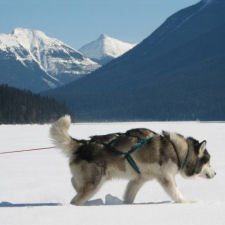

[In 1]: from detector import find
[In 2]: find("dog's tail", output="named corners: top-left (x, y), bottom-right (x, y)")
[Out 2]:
top-left (50, 115), bottom-right (79, 157)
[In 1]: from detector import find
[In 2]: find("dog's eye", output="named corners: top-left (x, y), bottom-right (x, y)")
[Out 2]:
top-left (201, 157), bottom-right (209, 164)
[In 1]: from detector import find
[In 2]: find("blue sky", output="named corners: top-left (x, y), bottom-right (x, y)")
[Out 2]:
top-left (0, 0), bottom-right (199, 49)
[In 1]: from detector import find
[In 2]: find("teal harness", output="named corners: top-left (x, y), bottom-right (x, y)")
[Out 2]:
top-left (104, 136), bottom-right (155, 174)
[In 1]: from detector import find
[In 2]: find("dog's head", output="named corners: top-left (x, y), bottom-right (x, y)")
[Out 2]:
top-left (185, 138), bottom-right (216, 179)
top-left (162, 131), bottom-right (216, 179)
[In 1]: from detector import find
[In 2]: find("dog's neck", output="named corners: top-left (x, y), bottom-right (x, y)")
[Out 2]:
top-left (163, 132), bottom-right (189, 169)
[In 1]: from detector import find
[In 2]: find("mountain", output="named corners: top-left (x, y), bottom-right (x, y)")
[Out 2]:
top-left (0, 84), bottom-right (72, 124)
top-left (45, 0), bottom-right (225, 121)
top-left (0, 28), bottom-right (100, 92)
top-left (79, 34), bottom-right (136, 65)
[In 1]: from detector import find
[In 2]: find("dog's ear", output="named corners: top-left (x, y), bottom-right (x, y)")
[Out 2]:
top-left (198, 140), bottom-right (207, 157)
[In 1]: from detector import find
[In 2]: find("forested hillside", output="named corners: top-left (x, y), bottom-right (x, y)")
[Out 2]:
top-left (0, 85), bottom-right (71, 124)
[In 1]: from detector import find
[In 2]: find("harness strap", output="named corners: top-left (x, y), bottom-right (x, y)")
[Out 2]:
top-left (169, 141), bottom-right (182, 169)
top-left (104, 136), bottom-right (155, 174)
top-left (181, 148), bottom-right (189, 169)
top-left (168, 139), bottom-right (189, 170)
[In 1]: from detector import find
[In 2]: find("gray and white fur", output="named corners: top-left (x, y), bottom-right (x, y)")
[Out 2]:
top-left (50, 115), bottom-right (216, 205)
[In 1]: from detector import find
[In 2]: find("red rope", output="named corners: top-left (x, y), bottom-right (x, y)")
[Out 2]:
top-left (0, 146), bottom-right (55, 155)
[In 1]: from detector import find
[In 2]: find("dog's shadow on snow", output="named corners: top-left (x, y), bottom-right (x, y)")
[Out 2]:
top-left (0, 201), bottom-right (60, 207)
top-left (0, 195), bottom-right (171, 207)
top-left (84, 194), bottom-right (171, 206)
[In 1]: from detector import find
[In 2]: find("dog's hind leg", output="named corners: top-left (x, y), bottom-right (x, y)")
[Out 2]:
top-left (71, 177), bottom-right (78, 191)
top-left (70, 181), bottom-right (104, 206)
top-left (70, 164), bottom-right (105, 206)
top-left (124, 178), bottom-right (146, 204)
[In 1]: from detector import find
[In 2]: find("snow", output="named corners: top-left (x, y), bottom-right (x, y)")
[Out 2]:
top-left (0, 121), bottom-right (225, 225)
top-left (0, 28), bottom-right (100, 86)
top-left (79, 34), bottom-right (137, 60)
top-left (12, 28), bottom-right (100, 76)
top-left (13, 28), bottom-right (53, 51)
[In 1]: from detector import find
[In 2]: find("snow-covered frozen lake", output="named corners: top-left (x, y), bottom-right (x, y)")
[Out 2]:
top-left (0, 121), bottom-right (224, 225)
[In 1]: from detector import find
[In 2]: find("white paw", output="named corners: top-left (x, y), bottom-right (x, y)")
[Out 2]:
top-left (175, 199), bottom-right (196, 204)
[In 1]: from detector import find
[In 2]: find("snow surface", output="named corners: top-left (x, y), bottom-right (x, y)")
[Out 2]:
top-left (79, 34), bottom-right (136, 60)
top-left (0, 121), bottom-right (224, 225)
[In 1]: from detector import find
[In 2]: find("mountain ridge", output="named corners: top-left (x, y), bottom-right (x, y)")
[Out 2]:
top-left (0, 28), bottom-right (100, 92)
top-left (44, 0), bottom-right (225, 121)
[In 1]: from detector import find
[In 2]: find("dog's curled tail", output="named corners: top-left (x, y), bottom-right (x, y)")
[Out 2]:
top-left (50, 115), bottom-right (77, 156)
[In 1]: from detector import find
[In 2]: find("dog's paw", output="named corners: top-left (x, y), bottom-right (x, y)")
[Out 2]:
top-left (70, 199), bottom-right (77, 205)
top-left (70, 197), bottom-right (81, 206)
top-left (175, 199), bottom-right (196, 204)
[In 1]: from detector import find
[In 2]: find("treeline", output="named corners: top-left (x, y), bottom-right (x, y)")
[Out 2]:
top-left (0, 85), bottom-right (72, 124)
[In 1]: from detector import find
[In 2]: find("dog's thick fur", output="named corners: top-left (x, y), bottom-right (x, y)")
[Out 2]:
top-left (50, 115), bottom-right (216, 205)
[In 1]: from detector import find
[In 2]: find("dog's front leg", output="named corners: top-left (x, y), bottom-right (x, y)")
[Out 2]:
top-left (158, 176), bottom-right (186, 203)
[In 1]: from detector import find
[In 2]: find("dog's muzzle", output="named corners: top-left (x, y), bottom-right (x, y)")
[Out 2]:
top-left (200, 164), bottom-right (216, 179)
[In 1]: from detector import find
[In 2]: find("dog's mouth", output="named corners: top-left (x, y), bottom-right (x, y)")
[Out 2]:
top-left (205, 172), bottom-right (216, 179)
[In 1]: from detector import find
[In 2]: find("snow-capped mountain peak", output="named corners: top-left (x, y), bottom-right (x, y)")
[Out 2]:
top-left (0, 28), bottom-right (100, 73)
top-left (13, 28), bottom-right (48, 40)
top-left (9, 28), bottom-right (100, 75)
top-left (79, 34), bottom-right (137, 65)
top-left (98, 33), bottom-right (108, 39)
top-left (0, 28), bottom-right (100, 92)
top-left (12, 28), bottom-right (54, 50)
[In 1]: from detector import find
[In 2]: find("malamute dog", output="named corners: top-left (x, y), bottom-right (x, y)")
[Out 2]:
top-left (50, 115), bottom-right (216, 205)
